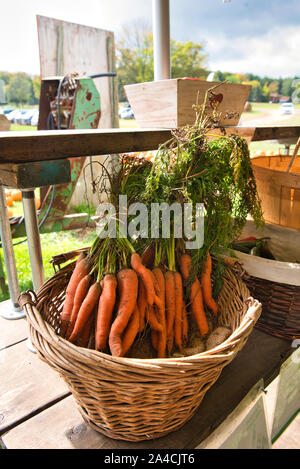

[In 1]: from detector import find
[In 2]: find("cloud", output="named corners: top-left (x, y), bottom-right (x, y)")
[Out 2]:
top-left (170, 0), bottom-right (300, 77)
top-left (205, 25), bottom-right (300, 77)
top-left (171, 0), bottom-right (300, 41)
top-left (1, 0), bottom-right (299, 78)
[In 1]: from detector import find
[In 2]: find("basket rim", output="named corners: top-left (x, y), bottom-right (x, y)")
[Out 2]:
top-left (20, 288), bottom-right (261, 371)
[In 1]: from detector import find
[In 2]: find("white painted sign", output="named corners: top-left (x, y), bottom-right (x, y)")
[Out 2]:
top-left (271, 346), bottom-right (300, 441)
top-left (198, 380), bottom-right (271, 449)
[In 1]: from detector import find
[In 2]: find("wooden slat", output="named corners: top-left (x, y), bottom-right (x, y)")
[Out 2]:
top-left (0, 159), bottom-right (71, 189)
top-left (253, 126), bottom-right (300, 142)
top-left (1, 329), bottom-right (292, 449)
top-left (0, 128), bottom-right (173, 163)
top-left (0, 307), bottom-right (28, 350)
top-left (0, 126), bottom-right (299, 164)
top-left (0, 341), bottom-right (69, 434)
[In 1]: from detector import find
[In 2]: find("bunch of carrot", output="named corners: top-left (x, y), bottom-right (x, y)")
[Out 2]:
top-left (59, 238), bottom-right (219, 359)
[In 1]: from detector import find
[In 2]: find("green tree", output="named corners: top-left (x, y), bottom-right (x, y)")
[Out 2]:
top-left (6, 73), bottom-right (33, 105)
top-left (0, 71), bottom-right (13, 85)
top-left (170, 39), bottom-right (208, 79)
top-left (32, 75), bottom-right (41, 103)
top-left (242, 80), bottom-right (264, 102)
top-left (116, 23), bottom-right (208, 102)
top-left (281, 78), bottom-right (293, 97)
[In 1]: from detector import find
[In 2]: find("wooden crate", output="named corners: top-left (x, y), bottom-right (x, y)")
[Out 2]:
top-left (124, 78), bottom-right (251, 128)
top-left (251, 154), bottom-right (300, 230)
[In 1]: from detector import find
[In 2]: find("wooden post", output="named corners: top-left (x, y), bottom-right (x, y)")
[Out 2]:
top-left (152, 0), bottom-right (171, 81)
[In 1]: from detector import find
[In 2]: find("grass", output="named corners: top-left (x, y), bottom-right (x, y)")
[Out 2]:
top-left (10, 123), bottom-right (37, 131)
top-left (0, 228), bottom-right (97, 302)
top-left (119, 118), bottom-right (138, 128)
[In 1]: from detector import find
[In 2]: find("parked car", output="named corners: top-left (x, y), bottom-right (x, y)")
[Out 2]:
top-left (5, 109), bottom-right (21, 122)
top-left (19, 109), bottom-right (39, 125)
top-left (119, 107), bottom-right (135, 119)
top-left (10, 109), bottom-right (28, 124)
top-left (30, 110), bottom-right (39, 126)
top-left (279, 102), bottom-right (295, 115)
top-left (18, 110), bottom-right (32, 125)
top-left (119, 104), bottom-right (132, 118)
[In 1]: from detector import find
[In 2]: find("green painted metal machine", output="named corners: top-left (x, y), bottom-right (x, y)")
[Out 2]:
top-left (11, 72), bottom-right (116, 238)
top-left (38, 73), bottom-right (108, 130)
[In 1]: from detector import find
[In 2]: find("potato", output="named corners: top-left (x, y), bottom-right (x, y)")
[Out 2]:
top-left (172, 337), bottom-right (205, 358)
top-left (205, 326), bottom-right (232, 351)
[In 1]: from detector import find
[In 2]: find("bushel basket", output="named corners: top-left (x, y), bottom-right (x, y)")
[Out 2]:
top-left (19, 251), bottom-right (261, 442)
top-left (234, 220), bottom-right (300, 341)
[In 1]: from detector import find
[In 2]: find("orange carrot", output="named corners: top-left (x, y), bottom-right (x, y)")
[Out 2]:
top-left (164, 270), bottom-right (176, 353)
top-left (131, 253), bottom-right (156, 306)
top-left (179, 253), bottom-right (209, 338)
top-left (141, 243), bottom-right (155, 269)
top-left (174, 271), bottom-right (184, 351)
top-left (152, 267), bottom-right (167, 358)
top-left (137, 277), bottom-right (147, 333)
top-left (201, 253), bottom-right (219, 316)
top-left (75, 310), bottom-right (95, 348)
top-left (151, 330), bottom-right (158, 351)
top-left (122, 303), bottom-right (140, 356)
top-left (60, 253), bottom-right (89, 337)
top-left (66, 274), bottom-right (91, 338)
top-left (182, 303), bottom-right (189, 347)
top-left (190, 278), bottom-right (209, 338)
top-left (109, 269), bottom-right (138, 357)
top-left (95, 274), bottom-right (117, 352)
top-left (179, 253), bottom-right (193, 282)
top-left (146, 304), bottom-right (163, 332)
top-left (68, 282), bottom-right (101, 343)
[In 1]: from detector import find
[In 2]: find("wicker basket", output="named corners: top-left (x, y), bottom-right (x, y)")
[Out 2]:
top-left (233, 250), bottom-right (300, 342)
top-left (19, 253), bottom-right (261, 442)
top-left (233, 219), bottom-right (300, 341)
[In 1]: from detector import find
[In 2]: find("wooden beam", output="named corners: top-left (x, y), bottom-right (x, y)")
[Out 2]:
top-left (0, 126), bottom-right (299, 164)
top-left (0, 159), bottom-right (71, 189)
top-left (0, 128), bottom-right (173, 163)
top-left (252, 126), bottom-right (300, 142)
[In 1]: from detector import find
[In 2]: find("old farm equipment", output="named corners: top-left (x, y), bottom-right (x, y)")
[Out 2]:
top-left (11, 72), bottom-right (116, 239)
top-left (0, 73), bottom-right (115, 319)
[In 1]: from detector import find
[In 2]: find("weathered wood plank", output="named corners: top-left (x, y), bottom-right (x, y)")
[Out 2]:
top-left (0, 126), bottom-right (299, 164)
top-left (253, 125), bottom-right (300, 142)
top-left (0, 128), bottom-right (173, 163)
top-left (0, 306), bottom-right (28, 350)
top-left (125, 79), bottom-right (251, 128)
top-left (0, 159), bottom-right (71, 189)
top-left (37, 15), bottom-right (117, 130)
top-left (1, 329), bottom-right (292, 449)
top-left (0, 341), bottom-right (69, 434)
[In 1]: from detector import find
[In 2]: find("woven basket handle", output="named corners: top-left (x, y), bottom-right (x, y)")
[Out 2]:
top-left (51, 247), bottom-right (89, 272)
top-left (221, 254), bottom-right (246, 278)
top-left (18, 290), bottom-right (38, 309)
top-left (244, 297), bottom-right (262, 323)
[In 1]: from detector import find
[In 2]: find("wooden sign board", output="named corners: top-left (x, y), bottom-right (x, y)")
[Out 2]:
top-left (197, 380), bottom-right (271, 449)
top-left (36, 15), bottom-right (118, 130)
top-left (36, 15), bottom-right (119, 208)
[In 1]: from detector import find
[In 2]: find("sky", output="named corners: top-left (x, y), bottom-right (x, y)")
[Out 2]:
top-left (1, 0), bottom-right (299, 78)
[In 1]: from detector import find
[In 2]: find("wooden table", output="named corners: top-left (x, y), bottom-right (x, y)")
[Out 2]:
top-left (0, 125), bottom-right (299, 163)
top-left (0, 126), bottom-right (299, 449)
top-left (0, 305), bottom-right (295, 449)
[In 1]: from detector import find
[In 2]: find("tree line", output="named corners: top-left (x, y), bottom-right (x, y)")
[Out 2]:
top-left (0, 71), bottom-right (40, 106)
top-left (213, 71), bottom-right (299, 103)
top-left (1, 25), bottom-right (299, 106)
